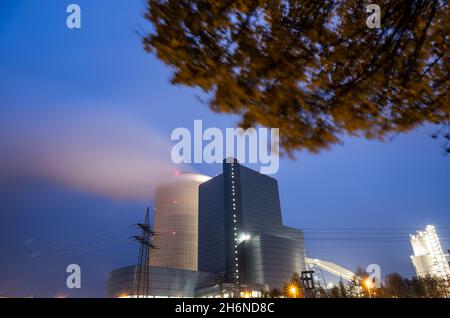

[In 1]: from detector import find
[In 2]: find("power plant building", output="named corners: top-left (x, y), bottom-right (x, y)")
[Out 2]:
top-left (107, 161), bottom-right (307, 297)
top-left (150, 172), bottom-right (210, 271)
top-left (106, 266), bottom-right (218, 298)
top-left (410, 225), bottom-right (450, 279)
top-left (198, 158), bottom-right (307, 291)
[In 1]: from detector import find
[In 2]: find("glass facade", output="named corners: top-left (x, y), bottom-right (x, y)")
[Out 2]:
top-left (239, 233), bottom-right (306, 290)
top-left (198, 158), bottom-right (306, 290)
top-left (197, 174), bottom-right (227, 275)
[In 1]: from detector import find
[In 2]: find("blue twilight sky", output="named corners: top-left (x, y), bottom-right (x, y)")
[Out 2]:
top-left (0, 1), bottom-right (449, 297)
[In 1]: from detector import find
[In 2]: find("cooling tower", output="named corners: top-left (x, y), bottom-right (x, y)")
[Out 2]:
top-left (149, 172), bottom-right (211, 271)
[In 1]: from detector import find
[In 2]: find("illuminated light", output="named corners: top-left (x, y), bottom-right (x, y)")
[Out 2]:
top-left (410, 225), bottom-right (450, 280)
top-left (238, 233), bottom-right (251, 243)
top-left (364, 278), bottom-right (373, 289)
top-left (290, 286), bottom-right (298, 298)
top-left (240, 291), bottom-right (251, 298)
top-left (118, 293), bottom-right (129, 298)
top-left (173, 200), bottom-right (178, 204)
top-left (364, 278), bottom-right (375, 298)
top-left (172, 231), bottom-right (176, 235)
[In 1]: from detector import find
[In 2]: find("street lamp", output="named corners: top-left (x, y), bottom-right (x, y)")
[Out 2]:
top-left (290, 286), bottom-right (297, 298)
top-left (364, 279), bottom-right (373, 298)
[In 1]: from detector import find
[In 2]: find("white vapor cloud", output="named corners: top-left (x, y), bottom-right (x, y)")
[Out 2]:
top-left (0, 108), bottom-right (177, 201)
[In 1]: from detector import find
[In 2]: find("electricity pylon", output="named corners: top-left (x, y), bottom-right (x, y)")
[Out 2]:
top-left (132, 207), bottom-right (155, 298)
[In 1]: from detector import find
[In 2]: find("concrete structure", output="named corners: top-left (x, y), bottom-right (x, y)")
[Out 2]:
top-left (195, 283), bottom-right (265, 298)
top-left (106, 266), bottom-right (218, 298)
top-left (238, 233), bottom-right (305, 290)
top-left (107, 162), bottom-right (308, 297)
top-left (305, 257), bottom-right (355, 282)
top-left (410, 225), bottom-right (450, 279)
top-left (106, 172), bottom-right (213, 298)
top-left (150, 172), bottom-right (210, 271)
top-left (198, 158), bottom-right (306, 291)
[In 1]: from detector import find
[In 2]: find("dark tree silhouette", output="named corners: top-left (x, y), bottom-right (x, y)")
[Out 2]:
top-left (143, 0), bottom-right (449, 155)
top-left (383, 272), bottom-right (410, 298)
top-left (381, 274), bottom-right (449, 298)
top-left (269, 288), bottom-right (282, 298)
